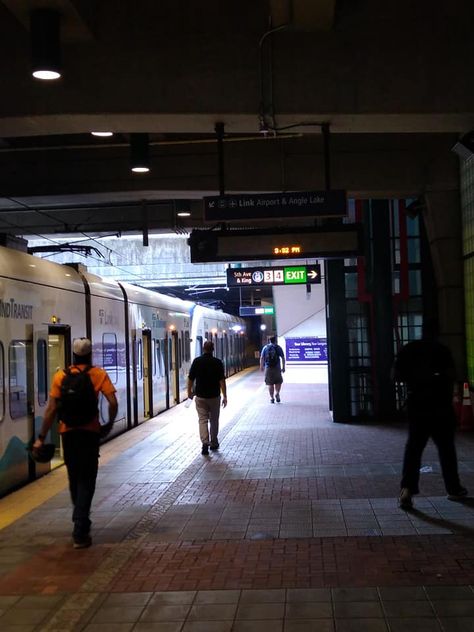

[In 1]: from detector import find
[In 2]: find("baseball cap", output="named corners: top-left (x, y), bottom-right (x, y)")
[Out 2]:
top-left (73, 337), bottom-right (92, 356)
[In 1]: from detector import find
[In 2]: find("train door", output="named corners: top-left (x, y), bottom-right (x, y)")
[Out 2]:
top-left (131, 331), bottom-right (143, 425)
top-left (31, 328), bottom-right (50, 478)
top-left (164, 334), bottom-right (170, 408)
top-left (142, 329), bottom-right (153, 418)
top-left (170, 330), bottom-right (180, 404)
top-left (46, 326), bottom-right (71, 467)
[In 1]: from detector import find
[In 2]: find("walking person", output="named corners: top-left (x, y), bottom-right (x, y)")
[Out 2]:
top-left (260, 335), bottom-right (285, 403)
top-left (33, 337), bottom-right (118, 548)
top-left (394, 320), bottom-right (467, 509)
top-left (187, 340), bottom-right (227, 455)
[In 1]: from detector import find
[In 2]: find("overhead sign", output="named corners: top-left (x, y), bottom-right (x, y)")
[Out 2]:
top-left (227, 264), bottom-right (321, 287)
top-left (204, 190), bottom-right (346, 221)
top-left (189, 225), bottom-right (362, 263)
top-left (239, 306), bottom-right (274, 317)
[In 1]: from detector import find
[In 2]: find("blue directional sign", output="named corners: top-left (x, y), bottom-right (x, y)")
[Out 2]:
top-left (239, 306), bottom-right (275, 317)
top-left (286, 337), bottom-right (328, 362)
top-left (204, 190), bottom-right (346, 221)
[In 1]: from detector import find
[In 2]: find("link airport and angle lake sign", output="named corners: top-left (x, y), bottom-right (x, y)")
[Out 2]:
top-left (227, 264), bottom-right (321, 287)
top-left (204, 190), bottom-right (346, 221)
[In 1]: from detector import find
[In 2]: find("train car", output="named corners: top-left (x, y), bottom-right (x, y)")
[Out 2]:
top-left (0, 247), bottom-right (87, 496)
top-left (0, 245), bottom-right (248, 498)
top-left (190, 304), bottom-right (246, 376)
top-left (119, 282), bottom-right (193, 423)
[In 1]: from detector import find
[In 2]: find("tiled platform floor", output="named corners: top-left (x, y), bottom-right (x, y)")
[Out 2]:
top-left (2, 366), bottom-right (474, 631)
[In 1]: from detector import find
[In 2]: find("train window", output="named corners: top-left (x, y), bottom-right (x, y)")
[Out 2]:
top-left (152, 338), bottom-right (157, 376)
top-left (184, 331), bottom-right (190, 361)
top-left (137, 339), bottom-right (143, 379)
top-left (9, 340), bottom-right (28, 419)
top-left (0, 343), bottom-right (4, 422)
top-left (37, 339), bottom-right (48, 405)
top-left (178, 337), bottom-right (182, 368)
top-left (102, 333), bottom-right (118, 384)
top-left (158, 339), bottom-right (165, 377)
top-left (196, 335), bottom-right (203, 356)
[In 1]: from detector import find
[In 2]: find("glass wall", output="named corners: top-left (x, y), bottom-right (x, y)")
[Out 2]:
top-left (461, 158), bottom-right (474, 384)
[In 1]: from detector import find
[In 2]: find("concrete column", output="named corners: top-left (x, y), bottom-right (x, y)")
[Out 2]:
top-left (423, 189), bottom-right (466, 377)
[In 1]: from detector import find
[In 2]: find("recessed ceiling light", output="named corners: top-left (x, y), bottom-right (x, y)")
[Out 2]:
top-left (32, 69), bottom-right (61, 80)
top-left (177, 212), bottom-right (191, 217)
top-left (91, 131), bottom-right (114, 137)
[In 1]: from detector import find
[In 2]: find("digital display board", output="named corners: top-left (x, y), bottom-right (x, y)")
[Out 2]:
top-left (189, 225), bottom-right (362, 263)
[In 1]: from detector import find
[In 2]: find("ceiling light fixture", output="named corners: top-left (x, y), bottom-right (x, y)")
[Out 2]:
top-left (91, 132), bottom-right (114, 137)
top-left (31, 8), bottom-right (61, 80)
top-left (130, 133), bottom-right (150, 173)
top-left (177, 212), bottom-right (191, 217)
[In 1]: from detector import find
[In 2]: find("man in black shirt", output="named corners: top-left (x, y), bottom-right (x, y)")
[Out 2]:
top-left (187, 340), bottom-right (227, 455)
top-left (394, 320), bottom-right (467, 509)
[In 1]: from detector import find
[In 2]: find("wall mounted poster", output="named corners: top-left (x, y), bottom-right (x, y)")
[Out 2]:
top-left (285, 337), bottom-right (327, 362)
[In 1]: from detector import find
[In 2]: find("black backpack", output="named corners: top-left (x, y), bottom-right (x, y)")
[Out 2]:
top-left (266, 344), bottom-right (279, 367)
top-left (59, 366), bottom-right (98, 427)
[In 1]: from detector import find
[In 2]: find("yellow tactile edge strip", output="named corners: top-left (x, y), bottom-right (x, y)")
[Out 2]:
top-left (0, 368), bottom-right (257, 531)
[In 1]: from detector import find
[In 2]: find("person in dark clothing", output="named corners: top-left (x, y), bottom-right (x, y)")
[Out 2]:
top-left (187, 340), bottom-right (227, 455)
top-left (33, 338), bottom-right (118, 548)
top-left (394, 321), bottom-right (467, 509)
top-left (260, 335), bottom-right (285, 403)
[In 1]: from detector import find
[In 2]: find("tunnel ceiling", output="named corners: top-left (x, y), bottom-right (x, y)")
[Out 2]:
top-left (0, 0), bottom-right (472, 290)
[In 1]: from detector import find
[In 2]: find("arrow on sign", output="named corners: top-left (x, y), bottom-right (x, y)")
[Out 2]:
top-left (208, 201), bottom-right (215, 208)
top-left (308, 270), bottom-right (319, 279)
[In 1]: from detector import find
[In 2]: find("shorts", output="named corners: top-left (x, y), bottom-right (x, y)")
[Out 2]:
top-left (265, 367), bottom-right (283, 385)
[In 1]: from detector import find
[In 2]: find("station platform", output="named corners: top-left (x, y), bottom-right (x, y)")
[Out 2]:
top-left (2, 366), bottom-right (474, 631)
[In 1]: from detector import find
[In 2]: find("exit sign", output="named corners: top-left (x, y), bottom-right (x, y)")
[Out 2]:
top-left (284, 266), bottom-right (307, 284)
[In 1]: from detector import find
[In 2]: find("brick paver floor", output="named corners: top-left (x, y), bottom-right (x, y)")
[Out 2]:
top-left (1, 366), bottom-right (474, 631)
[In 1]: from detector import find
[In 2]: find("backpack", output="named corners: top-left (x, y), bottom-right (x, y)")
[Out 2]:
top-left (59, 366), bottom-right (98, 427)
top-left (266, 344), bottom-right (279, 368)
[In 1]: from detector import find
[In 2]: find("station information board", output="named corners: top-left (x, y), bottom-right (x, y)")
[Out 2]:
top-left (227, 264), bottom-right (321, 287)
top-left (286, 337), bottom-right (328, 362)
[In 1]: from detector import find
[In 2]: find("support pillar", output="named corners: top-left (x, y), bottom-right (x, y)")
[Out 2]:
top-left (423, 189), bottom-right (465, 377)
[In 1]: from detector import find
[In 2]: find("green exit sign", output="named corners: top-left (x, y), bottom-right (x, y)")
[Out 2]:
top-left (284, 266), bottom-right (307, 284)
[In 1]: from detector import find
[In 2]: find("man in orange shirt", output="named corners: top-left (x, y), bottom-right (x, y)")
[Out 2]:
top-left (33, 338), bottom-right (118, 549)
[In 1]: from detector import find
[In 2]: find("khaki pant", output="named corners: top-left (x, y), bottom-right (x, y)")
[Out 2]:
top-left (195, 396), bottom-right (221, 445)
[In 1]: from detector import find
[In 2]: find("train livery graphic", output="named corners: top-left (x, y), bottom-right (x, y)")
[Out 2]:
top-left (0, 245), bottom-right (246, 497)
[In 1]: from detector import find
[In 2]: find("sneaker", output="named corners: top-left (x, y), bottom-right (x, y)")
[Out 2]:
top-left (270, 398), bottom-right (275, 404)
top-left (399, 488), bottom-right (413, 510)
top-left (201, 444), bottom-right (209, 455)
top-left (275, 394), bottom-right (280, 403)
top-left (73, 535), bottom-right (92, 549)
top-left (448, 486), bottom-right (468, 500)
top-left (210, 442), bottom-right (219, 451)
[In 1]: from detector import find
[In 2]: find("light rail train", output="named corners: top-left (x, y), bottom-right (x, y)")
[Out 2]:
top-left (0, 245), bottom-right (246, 497)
